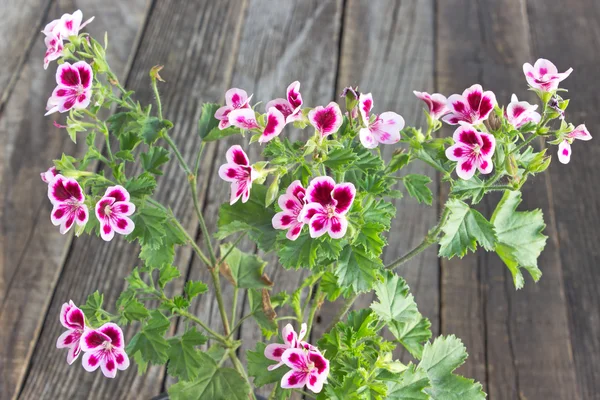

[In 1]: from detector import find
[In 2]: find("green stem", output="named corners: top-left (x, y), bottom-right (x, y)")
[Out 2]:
top-left (211, 268), bottom-right (232, 336)
top-left (293, 389), bottom-right (317, 399)
top-left (174, 309), bottom-right (228, 345)
top-left (325, 293), bottom-right (358, 333)
top-left (275, 316), bottom-right (298, 322)
top-left (512, 134), bottom-right (538, 154)
top-left (229, 350), bottom-right (257, 400)
top-left (230, 287), bottom-right (239, 328)
top-left (228, 312), bottom-right (254, 339)
top-left (194, 142), bottom-right (206, 178)
top-left (305, 286), bottom-right (324, 338)
top-left (150, 76), bottom-right (163, 120)
top-left (168, 212), bottom-right (212, 267)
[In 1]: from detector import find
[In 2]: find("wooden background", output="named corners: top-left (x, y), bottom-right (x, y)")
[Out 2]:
top-left (1, 0), bottom-right (598, 399)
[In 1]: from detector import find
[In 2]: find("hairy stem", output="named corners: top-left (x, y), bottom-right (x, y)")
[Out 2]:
top-left (305, 286), bottom-right (325, 338)
top-left (229, 350), bottom-right (257, 400)
top-left (211, 267), bottom-right (231, 336)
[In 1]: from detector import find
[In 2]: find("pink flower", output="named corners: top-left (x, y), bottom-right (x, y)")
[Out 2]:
top-left (41, 166), bottom-right (58, 183)
top-left (215, 88), bottom-right (253, 130)
top-left (413, 90), bottom-right (449, 120)
top-left (45, 61), bottom-right (93, 115)
top-left (264, 323), bottom-right (308, 370)
top-left (218, 145), bottom-right (257, 204)
top-left (506, 94), bottom-right (541, 129)
top-left (523, 58), bottom-right (573, 92)
top-left (259, 107), bottom-right (286, 143)
top-left (48, 174), bottom-right (89, 234)
top-left (56, 300), bottom-right (86, 365)
top-left (443, 84), bottom-right (497, 126)
top-left (80, 323), bottom-right (129, 378)
top-left (299, 177), bottom-right (355, 239)
top-left (272, 181), bottom-right (307, 240)
top-left (445, 125), bottom-right (496, 180)
top-left (280, 348), bottom-right (330, 393)
top-left (95, 186), bottom-right (136, 242)
top-left (265, 81), bottom-right (304, 124)
top-left (43, 33), bottom-right (64, 70)
top-left (228, 108), bottom-right (260, 130)
top-left (42, 9), bottom-right (95, 39)
top-left (308, 102), bottom-right (343, 138)
top-left (557, 124), bottom-right (592, 164)
top-left (358, 93), bottom-right (404, 148)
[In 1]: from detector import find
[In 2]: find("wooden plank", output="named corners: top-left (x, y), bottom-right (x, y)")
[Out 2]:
top-left (171, 1), bottom-right (343, 397)
top-left (310, 0), bottom-right (438, 362)
top-left (0, 0), bottom-right (53, 107)
top-left (437, 1), bottom-right (579, 398)
top-left (526, 0), bottom-right (600, 398)
top-left (0, 1), bottom-right (150, 399)
top-left (17, 1), bottom-right (247, 399)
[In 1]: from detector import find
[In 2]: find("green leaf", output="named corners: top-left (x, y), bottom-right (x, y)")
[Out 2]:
top-left (438, 199), bottom-right (497, 259)
top-left (117, 293), bottom-right (150, 323)
top-left (140, 241), bottom-right (175, 270)
top-left (115, 150), bottom-right (135, 162)
top-left (247, 342), bottom-right (287, 387)
top-left (203, 126), bottom-right (241, 142)
top-left (324, 147), bottom-right (359, 170)
top-left (185, 280), bottom-right (209, 299)
top-left (107, 111), bottom-right (136, 136)
top-left (403, 174), bottom-right (433, 205)
top-left (451, 176), bottom-right (486, 204)
top-left (129, 207), bottom-right (168, 249)
top-left (141, 146), bottom-right (170, 175)
top-left (354, 222), bottom-right (387, 258)
top-left (168, 353), bottom-right (251, 400)
top-left (125, 173), bottom-right (157, 198)
top-left (491, 190), bottom-right (547, 289)
top-left (219, 244), bottom-right (272, 289)
top-left (248, 289), bottom-right (278, 337)
top-left (277, 233), bottom-right (342, 270)
top-left (126, 310), bottom-right (170, 365)
top-left (132, 350), bottom-right (149, 375)
top-left (335, 246), bottom-right (381, 293)
top-left (371, 271), bottom-right (431, 358)
top-left (420, 335), bottom-right (486, 400)
top-left (159, 265), bottom-right (181, 289)
top-left (384, 364), bottom-right (430, 400)
top-left (118, 130), bottom-right (142, 152)
top-left (141, 116), bottom-right (173, 145)
top-left (388, 152), bottom-right (411, 173)
top-left (166, 328), bottom-right (208, 381)
top-left (321, 271), bottom-right (345, 301)
top-left (80, 290), bottom-right (109, 327)
top-left (362, 198), bottom-right (396, 230)
top-left (216, 184), bottom-right (277, 252)
top-left (198, 103), bottom-right (223, 140)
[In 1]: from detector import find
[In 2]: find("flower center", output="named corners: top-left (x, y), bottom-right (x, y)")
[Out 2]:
top-left (104, 205), bottom-right (112, 217)
top-left (306, 361), bottom-right (315, 372)
top-left (326, 205), bottom-right (336, 218)
top-left (472, 144), bottom-right (481, 155)
top-left (102, 340), bottom-right (113, 351)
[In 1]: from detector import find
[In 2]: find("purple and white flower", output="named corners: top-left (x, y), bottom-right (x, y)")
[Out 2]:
top-left (299, 176), bottom-right (355, 239)
top-left (46, 61), bottom-right (93, 115)
top-left (95, 186), bottom-right (136, 242)
top-left (215, 88), bottom-right (253, 130)
top-left (358, 93), bottom-right (404, 148)
top-left (506, 94), bottom-right (541, 129)
top-left (272, 180), bottom-right (307, 240)
top-left (557, 124), bottom-right (592, 164)
top-left (56, 300), bottom-right (86, 365)
top-left (48, 174), bottom-right (89, 234)
top-left (443, 84), bottom-right (497, 126)
top-left (43, 33), bottom-right (64, 70)
top-left (41, 166), bottom-right (58, 183)
top-left (42, 9), bottom-right (94, 39)
top-left (308, 102), bottom-right (343, 138)
top-left (445, 125), bottom-right (496, 180)
top-left (259, 107), bottom-right (286, 144)
top-left (264, 323), bottom-right (308, 371)
top-left (523, 58), bottom-right (573, 92)
top-left (280, 348), bottom-right (330, 394)
top-left (80, 323), bottom-right (129, 378)
top-left (218, 145), bottom-right (257, 204)
top-left (413, 90), bottom-right (449, 120)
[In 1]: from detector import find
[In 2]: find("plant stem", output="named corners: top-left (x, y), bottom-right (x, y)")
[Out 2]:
top-left (293, 389), bottom-right (317, 399)
top-left (211, 267), bottom-right (232, 336)
top-left (150, 76), bottom-right (163, 120)
top-left (512, 134), bottom-right (538, 154)
top-left (175, 309), bottom-right (228, 345)
top-left (228, 313), bottom-right (254, 339)
top-left (167, 211), bottom-right (212, 267)
top-left (229, 350), bottom-right (257, 400)
top-left (231, 287), bottom-right (239, 328)
top-left (305, 286), bottom-right (324, 338)
top-left (325, 293), bottom-right (358, 333)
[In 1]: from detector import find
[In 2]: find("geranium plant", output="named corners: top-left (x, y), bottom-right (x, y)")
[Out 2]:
top-left (42, 10), bottom-right (588, 400)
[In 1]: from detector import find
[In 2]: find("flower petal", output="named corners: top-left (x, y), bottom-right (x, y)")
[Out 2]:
top-left (265, 343), bottom-right (289, 362)
top-left (111, 216), bottom-right (135, 236)
top-left (297, 323), bottom-right (308, 342)
top-left (100, 352), bottom-right (118, 378)
top-left (370, 111), bottom-right (403, 144)
top-left (112, 201), bottom-right (136, 217)
top-left (534, 58), bottom-right (558, 75)
top-left (265, 98), bottom-right (293, 119)
top-left (66, 344), bottom-right (81, 365)
top-left (558, 140), bottom-right (571, 164)
top-left (281, 370), bottom-right (309, 389)
top-left (359, 127), bottom-right (378, 149)
top-left (306, 370), bottom-right (325, 393)
top-left (479, 132), bottom-right (496, 157)
top-left (80, 329), bottom-right (111, 352)
top-left (456, 157), bottom-right (477, 180)
top-left (56, 330), bottom-right (80, 349)
top-left (218, 164), bottom-right (248, 183)
top-left (299, 202), bottom-right (326, 224)
top-left (306, 176), bottom-right (336, 206)
top-left (225, 88), bottom-right (250, 108)
top-left (100, 222), bottom-right (115, 241)
top-left (569, 124), bottom-right (592, 141)
top-left (56, 62), bottom-right (80, 87)
top-left (332, 182), bottom-right (356, 214)
top-left (229, 108), bottom-right (259, 130)
top-left (286, 81), bottom-right (303, 111)
top-left (328, 215), bottom-right (348, 239)
top-left (48, 175), bottom-right (84, 204)
top-left (272, 212), bottom-right (296, 230)
top-left (103, 185), bottom-right (130, 202)
top-left (230, 179), bottom-right (250, 205)
top-left (281, 348), bottom-right (309, 370)
top-left (259, 107), bottom-right (286, 143)
top-left (309, 214), bottom-right (330, 238)
top-left (286, 222), bottom-right (304, 241)
top-left (82, 350), bottom-right (102, 372)
top-left (358, 93), bottom-right (374, 125)
top-left (225, 144), bottom-right (250, 166)
top-left (65, 306), bottom-right (85, 330)
top-left (282, 324), bottom-right (298, 346)
top-left (114, 349), bottom-right (130, 371)
top-left (478, 157), bottom-right (494, 175)
top-left (308, 102), bottom-right (343, 137)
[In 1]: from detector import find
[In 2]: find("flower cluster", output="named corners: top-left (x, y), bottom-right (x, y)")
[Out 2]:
top-left (56, 301), bottom-right (129, 378)
top-left (42, 10), bottom-right (94, 69)
top-left (264, 324), bottom-right (329, 393)
top-left (43, 172), bottom-right (135, 241)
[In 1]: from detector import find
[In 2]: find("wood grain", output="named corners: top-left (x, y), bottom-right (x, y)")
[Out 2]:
top-left (17, 1), bottom-right (247, 399)
top-left (437, 1), bottom-right (579, 398)
top-left (0, 1), bottom-right (150, 399)
top-left (526, 0), bottom-right (600, 398)
top-left (310, 0), bottom-right (439, 362)
top-left (0, 0), bottom-right (54, 107)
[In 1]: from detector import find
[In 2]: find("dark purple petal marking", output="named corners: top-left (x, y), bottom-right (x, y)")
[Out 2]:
top-left (333, 186), bottom-right (354, 214)
top-left (232, 149), bottom-right (248, 166)
top-left (116, 219), bottom-right (128, 230)
top-left (329, 217), bottom-right (342, 233)
top-left (453, 147), bottom-right (465, 158)
top-left (67, 308), bottom-right (85, 329)
top-left (480, 135), bottom-right (493, 155)
top-left (478, 97), bottom-right (494, 118)
top-left (88, 354), bottom-right (99, 367)
top-left (101, 325), bottom-right (122, 347)
top-left (103, 224), bottom-right (112, 235)
top-left (460, 159), bottom-right (473, 172)
top-left (452, 100), bottom-right (466, 113)
top-left (309, 180), bottom-right (335, 206)
top-left (60, 67), bottom-right (80, 86)
top-left (106, 189), bottom-right (126, 202)
top-left (78, 65), bottom-right (91, 87)
top-left (85, 331), bottom-right (109, 348)
top-left (458, 129), bottom-right (481, 147)
top-left (105, 358), bottom-right (116, 372)
top-left (466, 90), bottom-right (482, 111)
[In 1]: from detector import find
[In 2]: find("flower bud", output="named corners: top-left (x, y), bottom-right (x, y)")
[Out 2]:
top-left (340, 86), bottom-right (359, 115)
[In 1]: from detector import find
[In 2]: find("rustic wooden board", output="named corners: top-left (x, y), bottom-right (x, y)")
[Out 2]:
top-left (309, 0), bottom-right (439, 362)
top-left (170, 1), bottom-right (343, 397)
top-left (0, 0), bottom-right (54, 107)
top-left (0, 1), bottom-right (150, 399)
top-left (527, 0), bottom-right (600, 398)
top-left (437, 1), bottom-right (579, 398)
top-left (17, 1), bottom-right (247, 399)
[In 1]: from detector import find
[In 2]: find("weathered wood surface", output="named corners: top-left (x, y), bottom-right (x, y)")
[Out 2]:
top-left (437, 2), bottom-right (580, 399)
top-left (0, 1), bottom-right (150, 399)
top-left (1, 0), bottom-right (599, 399)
